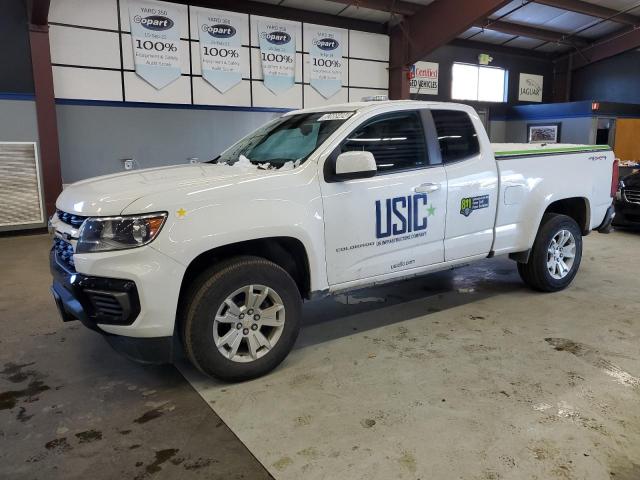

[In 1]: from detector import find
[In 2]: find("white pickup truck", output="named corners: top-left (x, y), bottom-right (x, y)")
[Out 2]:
top-left (49, 100), bottom-right (617, 381)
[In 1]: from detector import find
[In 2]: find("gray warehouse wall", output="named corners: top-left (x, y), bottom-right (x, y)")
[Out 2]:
top-left (56, 105), bottom-right (281, 183)
top-left (0, 99), bottom-right (43, 232)
top-left (0, 99), bottom-right (39, 143)
top-left (504, 117), bottom-right (596, 144)
top-left (488, 121), bottom-right (507, 143)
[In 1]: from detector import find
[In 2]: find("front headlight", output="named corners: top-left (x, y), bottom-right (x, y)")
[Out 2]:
top-left (76, 212), bottom-right (167, 253)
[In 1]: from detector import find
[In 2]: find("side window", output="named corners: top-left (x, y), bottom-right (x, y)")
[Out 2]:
top-left (431, 110), bottom-right (480, 163)
top-left (340, 111), bottom-right (428, 173)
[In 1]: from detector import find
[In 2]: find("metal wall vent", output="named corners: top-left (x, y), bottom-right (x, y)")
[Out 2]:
top-left (0, 142), bottom-right (44, 228)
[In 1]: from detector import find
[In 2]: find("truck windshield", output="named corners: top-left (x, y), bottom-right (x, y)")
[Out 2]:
top-left (213, 112), bottom-right (352, 169)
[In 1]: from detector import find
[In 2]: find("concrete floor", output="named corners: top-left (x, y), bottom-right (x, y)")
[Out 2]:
top-left (1, 231), bottom-right (639, 479)
top-left (0, 234), bottom-right (271, 480)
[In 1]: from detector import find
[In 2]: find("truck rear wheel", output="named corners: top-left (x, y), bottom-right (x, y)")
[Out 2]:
top-left (181, 256), bottom-right (301, 382)
top-left (517, 213), bottom-right (583, 292)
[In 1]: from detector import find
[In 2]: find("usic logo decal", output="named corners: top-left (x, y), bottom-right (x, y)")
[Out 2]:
top-left (376, 194), bottom-right (429, 239)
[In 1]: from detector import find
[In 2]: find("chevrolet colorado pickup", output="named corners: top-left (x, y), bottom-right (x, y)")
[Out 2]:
top-left (49, 100), bottom-right (617, 381)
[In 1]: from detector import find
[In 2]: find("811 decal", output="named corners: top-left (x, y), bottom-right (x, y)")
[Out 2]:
top-left (460, 195), bottom-right (490, 217)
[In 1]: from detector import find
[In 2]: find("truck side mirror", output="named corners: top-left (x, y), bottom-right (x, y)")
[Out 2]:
top-left (334, 151), bottom-right (377, 180)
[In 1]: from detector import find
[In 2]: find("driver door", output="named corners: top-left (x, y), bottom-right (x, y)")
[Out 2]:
top-left (320, 109), bottom-right (447, 286)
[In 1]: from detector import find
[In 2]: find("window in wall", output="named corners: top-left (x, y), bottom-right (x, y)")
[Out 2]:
top-left (452, 62), bottom-right (508, 103)
top-left (431, 110), bottom-right (480, 163)
top-left (341, 111), bottom-right (428, 173)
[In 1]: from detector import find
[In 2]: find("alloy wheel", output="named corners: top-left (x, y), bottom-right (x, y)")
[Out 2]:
top-left (212, 284), bottom-right (286, 363)
top-left (547, 229), bottom-right (576, 280)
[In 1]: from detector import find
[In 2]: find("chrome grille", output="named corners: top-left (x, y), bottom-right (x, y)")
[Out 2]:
top-left (53, 237), bottom-right (76, 272)
top-left (624, 189), bottom-right (640, 204)
top-left (56, 209), bottom-right (88, 228)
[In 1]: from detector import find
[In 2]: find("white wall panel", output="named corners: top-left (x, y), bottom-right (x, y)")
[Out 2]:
top-left (302, 53), bottom-right (347, 84)
top-left (191, 43), bottom-right (250, 77)
top-left (50, 25), bottom-right (120, 69)
top-left (124, 72), bottom-right (190, 104)
top-left (189, 7), bottom-right (250, 44)
top-left (252, 82), bottom-right (302, 109)
top-left (121, 34), bottom-right (191, 74)
top-left (50, 0), bottom-right (118, 30)
top-left (251, 49), bottom-right (303, 82)
top-left (49, 2), bottom-right (390, 109)
top-left (53, 66), bottom-right (122, 101)
top-left (119, 0), bottom-right (189, 37)
top-left (349, 30), bottom-right (389, 61)
top-left (302, 23), bottom-right (348, 54)
top-left (250, 16), bottom-right (303, 51)
top-left (303, 86), bottom-right (348, 108)
top-left (193, 78), bottom-right (251, 107)
top-left (349, 59), bottom-right (389, 89)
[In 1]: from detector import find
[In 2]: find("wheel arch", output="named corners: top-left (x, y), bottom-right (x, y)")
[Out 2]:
top-left (178, 236), bottom-right (312, 308)
top-left (543, 196), bottom-right (591, 235)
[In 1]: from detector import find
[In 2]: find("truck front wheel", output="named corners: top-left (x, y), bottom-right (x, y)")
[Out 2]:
top-left (517, 213), bottom-right (583, 292)
top-left (181, 256), bottom-right (301, 381)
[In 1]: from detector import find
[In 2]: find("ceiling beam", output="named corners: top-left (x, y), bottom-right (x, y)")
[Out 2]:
top-left (168, 0), bottom-right (386, 33)
top-left (560, 26), bottom-right (640, 70)
top-left (474, 19), bottom-right (590, 47)
top-left (389, 0), bottom-right (511, 99)
top-left (327, 0), bottom-right (422, 16)
top-left (534, 0), bottom-right (639, 26)
top-left (391, 0), bottom-right (512, 66)
top-left (27, 0), bottom-right (51, 26)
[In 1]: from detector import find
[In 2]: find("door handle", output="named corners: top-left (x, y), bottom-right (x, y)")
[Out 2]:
top-left (413, 182), bottom-right (440, 193)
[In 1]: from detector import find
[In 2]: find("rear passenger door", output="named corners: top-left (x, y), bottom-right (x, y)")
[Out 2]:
top-left (430, 109), bottom-right (499, 261)
top-left (321, 109), bottom-right (447, 286)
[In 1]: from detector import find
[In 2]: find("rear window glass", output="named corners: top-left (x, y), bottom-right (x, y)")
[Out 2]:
top-left (431, 110), bottom-right (480, 163)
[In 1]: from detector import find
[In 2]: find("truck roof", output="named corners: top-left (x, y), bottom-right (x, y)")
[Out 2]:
top-left (284, 100), bottom-right (474, 116)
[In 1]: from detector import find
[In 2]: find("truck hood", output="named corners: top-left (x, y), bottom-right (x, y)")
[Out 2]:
top-left (56, 164), bottom-right (275, 216)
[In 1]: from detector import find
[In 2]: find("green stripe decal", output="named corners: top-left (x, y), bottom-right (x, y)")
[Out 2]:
top-left (494, 145), bottom-right (611, 157)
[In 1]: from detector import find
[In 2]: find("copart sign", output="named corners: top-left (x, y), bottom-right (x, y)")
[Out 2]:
top-left (197, 9), bottom-right (245, 93)
top-left (257, 20), bottom-right (296, 94)
top-left (129, 0), bottom-right (182, 89)
top-left (309, 26), bottom-right (343, 99)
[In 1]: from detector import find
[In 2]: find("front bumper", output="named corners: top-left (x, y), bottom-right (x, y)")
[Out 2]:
top-left (613, 199), bottom-right (640, 228)
top-left (50, 248), bottom-right (175, 364)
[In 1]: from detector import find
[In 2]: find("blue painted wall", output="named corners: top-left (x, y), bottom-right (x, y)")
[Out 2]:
top-left (0, 1), bottom-right (34, 94)
top-left (571, 50), bottom-right (640, 105)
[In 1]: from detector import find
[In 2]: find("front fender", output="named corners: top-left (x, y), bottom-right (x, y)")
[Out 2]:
top-left (124, 166), bottom-right (328, 292)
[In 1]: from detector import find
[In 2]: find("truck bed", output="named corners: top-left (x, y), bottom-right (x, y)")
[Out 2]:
top-left (492, 143), bottom-right (611, 158)
top-left (490, 144), bottom-right (615, 258)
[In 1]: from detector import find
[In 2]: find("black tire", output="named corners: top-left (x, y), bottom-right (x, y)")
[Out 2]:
top-left (517, 213), bottom-right (583, 292)
top-left (181, 256), bottom-right (301, 382)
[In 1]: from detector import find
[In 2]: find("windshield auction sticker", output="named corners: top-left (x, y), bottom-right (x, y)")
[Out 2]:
top-left (197, 9), bottom-right (244, 93)
top-left (257, 20), bottom-right (296, 94)
top-left (129, 0), bottom-right (182, 89)
top-left (318, 112), bottom-right (353, 121)
top-left (309, 27), bottom-right (343, 99)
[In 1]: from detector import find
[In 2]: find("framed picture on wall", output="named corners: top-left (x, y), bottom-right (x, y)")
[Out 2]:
top-left (527, 123), bottom-right (561, 144)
